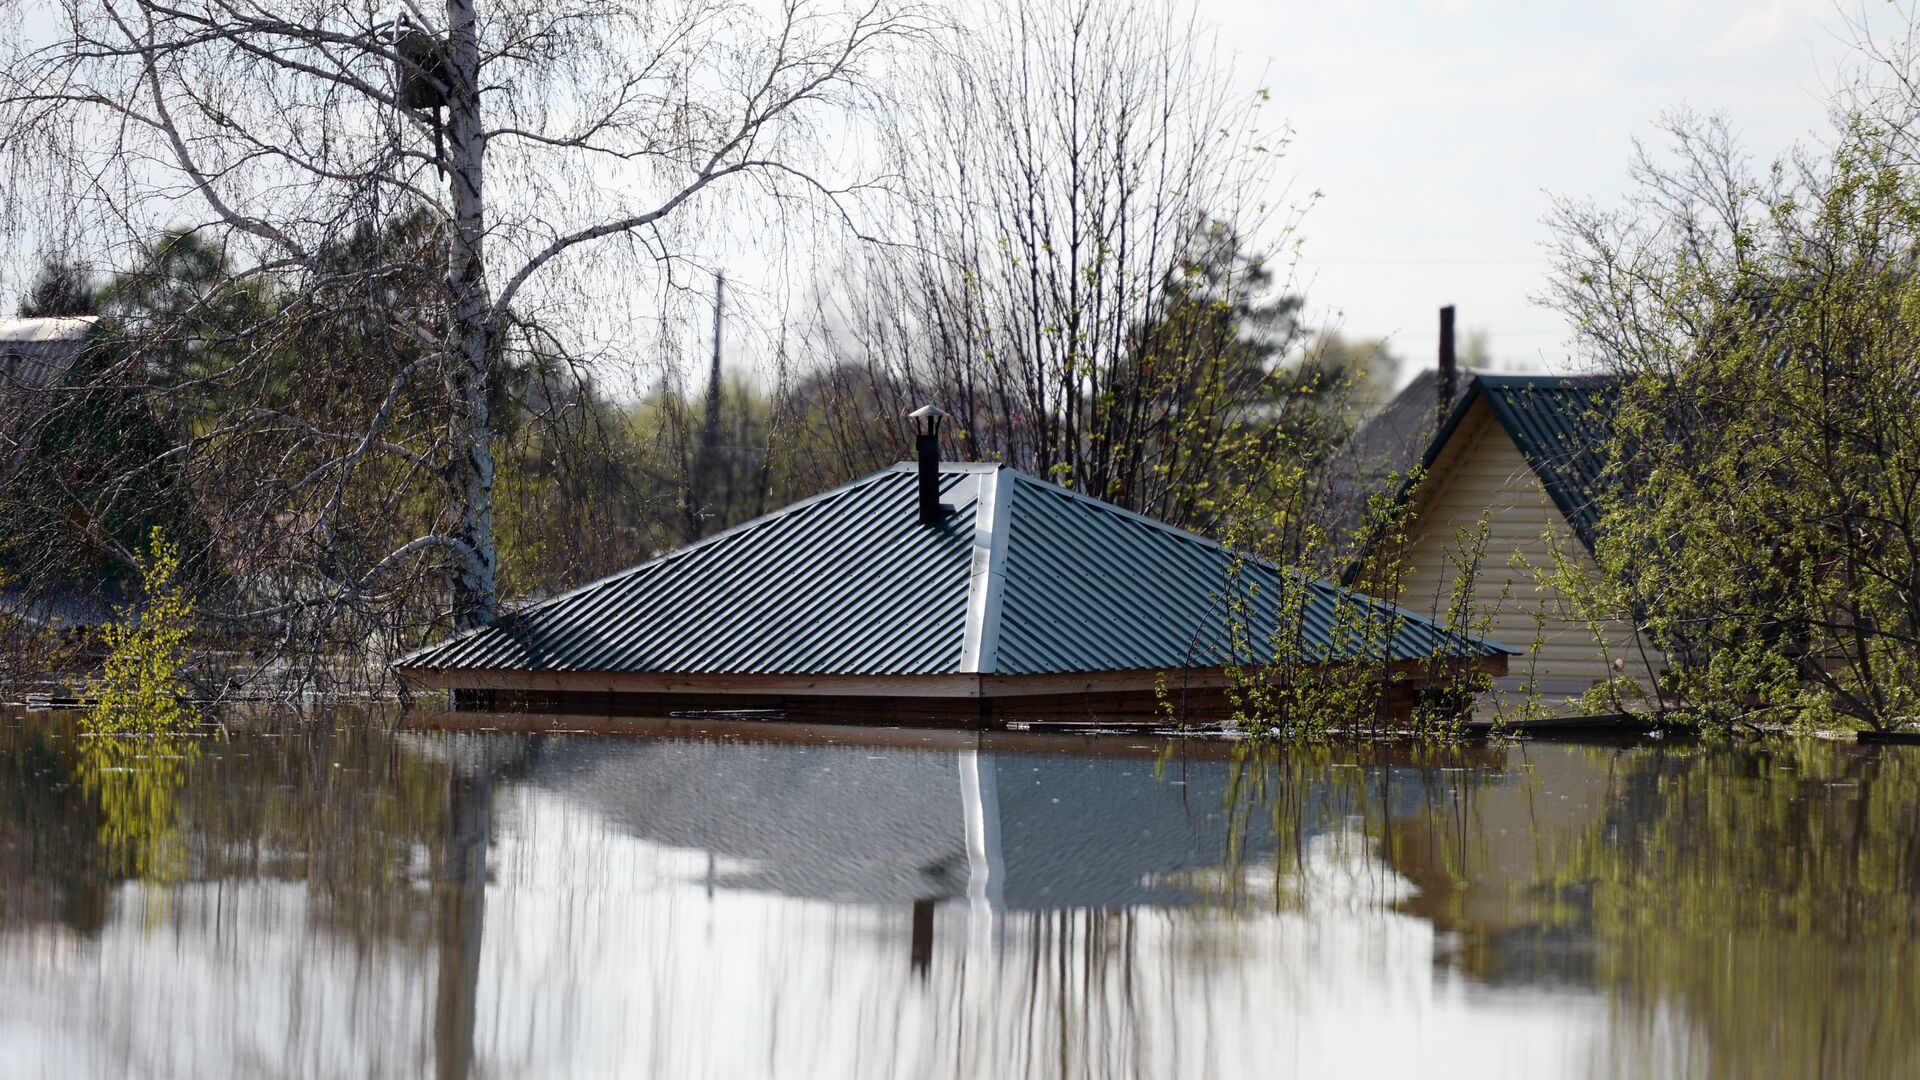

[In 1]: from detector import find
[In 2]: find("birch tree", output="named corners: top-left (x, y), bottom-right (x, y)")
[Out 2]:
top-left (0, 0), bottom-right (919, 683)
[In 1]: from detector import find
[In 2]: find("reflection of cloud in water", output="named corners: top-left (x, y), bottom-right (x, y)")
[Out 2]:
top-left (0, 880), bottom-right (439, 1078)
top-left (1150, 827), bottom-right (1419, 912)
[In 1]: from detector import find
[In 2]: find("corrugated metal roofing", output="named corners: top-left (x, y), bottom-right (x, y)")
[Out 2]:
top-left (410, 467), bottom-right (982, 675)
top-left (995, 473), bottom-right (1506, 673)
top-left (400, 462), bottom-right (1510, 679)
top-left (1475, 375), bottom-right (1617, 549)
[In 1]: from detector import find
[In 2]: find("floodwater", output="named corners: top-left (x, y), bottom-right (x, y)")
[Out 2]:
top-left (1, 714), bottom-right (1917, 1080)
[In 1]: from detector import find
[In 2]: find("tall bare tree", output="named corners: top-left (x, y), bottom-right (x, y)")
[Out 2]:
top-left (802, 0), bottom-right (1304, 528)
top-left (0, 0), bottom-right (920, 688)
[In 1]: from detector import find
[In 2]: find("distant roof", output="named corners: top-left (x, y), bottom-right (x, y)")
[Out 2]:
top-left (0, 583), bottom-right (116, 630)
top-left (0, 316), bottom-right (97, 344)
top-left (0, 315), bottom-right (97, 390)
top-left (1323, 367), bottom-right (1472, 561)
top-left (1344, 367), bottom-right (1473, 481)
top-left (401, 463), bottom-right (1510, 678)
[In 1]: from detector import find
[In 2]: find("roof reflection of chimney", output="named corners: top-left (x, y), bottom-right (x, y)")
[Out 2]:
top-left (907, 405), bottom-right (949, 525)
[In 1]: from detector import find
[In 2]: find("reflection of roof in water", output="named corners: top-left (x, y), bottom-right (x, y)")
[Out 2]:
top-left (523, 737), bottom-right (1505, 911)
top-left (532, 738), bottom-right (972, 905)
top-left (991, 752), bottom-right (1245, 909)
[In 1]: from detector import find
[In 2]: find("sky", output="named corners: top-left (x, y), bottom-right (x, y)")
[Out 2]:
top-left (1204, 0), bottom-right (1912, 384)
top-left (2, 0), bottom-right (1911, 393)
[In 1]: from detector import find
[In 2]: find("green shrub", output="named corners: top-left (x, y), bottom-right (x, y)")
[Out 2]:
top-left (86, 526), bottom-right (194, 733)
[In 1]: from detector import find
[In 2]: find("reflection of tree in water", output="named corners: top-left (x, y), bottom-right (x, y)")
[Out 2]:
top-left (1206, 741), bottom-right (1510, 912)
top-left (0, 718), bottom-right (203, 929)
top-left (77, 731), bottom-right (197, 886)
top-left (0, 715), bottom-right (530, 1078)
top-left (0, 714), bottom-right (462, 944)
top-left (1200, 738), bottom-right (1920, 1078)
top-left (0, 717), bottom-right (118, 933)
top-left (197, 723), bottom-right (466, 945)
top-left (1542, 741), bottom-right (1920, 1080)
top-left (9, 716), bottom-right (1920, 1080)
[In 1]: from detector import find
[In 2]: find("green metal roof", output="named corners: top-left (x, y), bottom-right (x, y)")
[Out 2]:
top-left (399, 462), bottom-right (1511, 679)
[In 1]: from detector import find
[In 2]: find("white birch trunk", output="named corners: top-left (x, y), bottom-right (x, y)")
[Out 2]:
top-left (442, 0), bottom-right (498, 632)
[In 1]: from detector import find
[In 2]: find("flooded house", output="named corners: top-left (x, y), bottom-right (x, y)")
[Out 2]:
top-left (0, 316), bottom-right (96, 465)
top-left (1346, 371), bottom-right (1665, 712)
top-left (398, 408), bottom-right (1512, 725)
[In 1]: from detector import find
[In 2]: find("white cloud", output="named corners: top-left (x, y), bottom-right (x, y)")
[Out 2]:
top-left (1197, 0), bottom-right (1903, 378)
top-left (1710, 0), bottom-right (1840, 55)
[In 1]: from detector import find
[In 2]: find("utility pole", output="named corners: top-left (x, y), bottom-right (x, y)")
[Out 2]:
top-left (686, 272), bottom-right (726, 542)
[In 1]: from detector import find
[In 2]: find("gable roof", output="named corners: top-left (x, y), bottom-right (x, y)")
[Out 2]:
top-left (1340, 373), bottom-right (1620, 585)
top-left (400, 463), bottom-right (1510, 679)
top-left (1461, 374), bottom-right (1618, 548)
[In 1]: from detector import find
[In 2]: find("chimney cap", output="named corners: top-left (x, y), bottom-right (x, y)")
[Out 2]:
top-left (908, 404), bottom-right (948, 437)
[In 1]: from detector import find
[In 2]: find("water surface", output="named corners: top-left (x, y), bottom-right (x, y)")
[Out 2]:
top-left (1, 713), bottom-right (1916, 1079)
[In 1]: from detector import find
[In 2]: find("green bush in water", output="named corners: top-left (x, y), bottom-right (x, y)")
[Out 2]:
top-left (86, 526), bottom-right (194, 733)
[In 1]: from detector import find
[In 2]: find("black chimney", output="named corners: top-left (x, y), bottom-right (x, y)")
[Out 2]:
top-left (1437, 305), bottom-right (1457, 422)
top-left (908, 405), bottom-right (948, 524)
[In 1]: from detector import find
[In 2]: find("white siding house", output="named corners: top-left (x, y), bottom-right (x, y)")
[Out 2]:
top-left (1352, 374), bottom-right (1665, 715)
